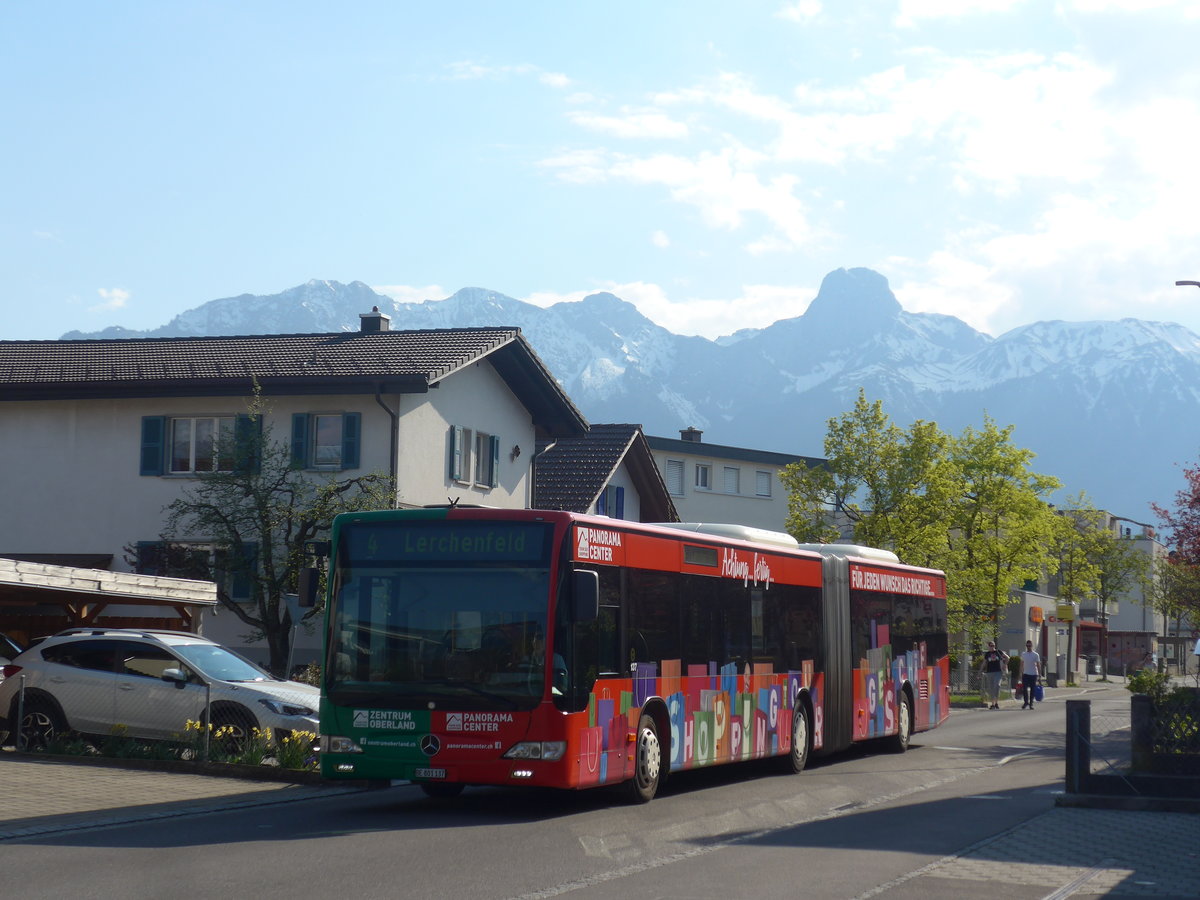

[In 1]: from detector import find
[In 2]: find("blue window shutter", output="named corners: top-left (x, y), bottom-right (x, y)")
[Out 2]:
top-left (596, 490), bottom-right (607, 515)
top-left (235, 414), bottom-right (261, 473)
top-left (230, 541), bottom-right (258, 602)
top-left (615, 486), bottom-right (625, 520)
top-left (140, 416), bottom-right (166, 475)
top-left (489, 435), bottom-right (500, 487)
top-left (341, 412), bottom-right (361, 469)
top-left (291, 414), bottom-right (309, 468)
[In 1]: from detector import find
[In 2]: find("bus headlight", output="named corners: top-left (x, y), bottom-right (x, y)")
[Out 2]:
top-left (502, 741), bottom-right (567, 761)
top-left (321, 735), bottom-right (364, 754)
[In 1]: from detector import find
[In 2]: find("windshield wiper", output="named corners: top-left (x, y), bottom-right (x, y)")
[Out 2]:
top-left (424, 679), bottom-right (519, 709)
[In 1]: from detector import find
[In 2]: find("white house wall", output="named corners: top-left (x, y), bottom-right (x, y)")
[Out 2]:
top-left (588, 461), bottom-right (642, 522)
top-left (396, 360), bottom-right (535, 510)
top-left (651, 447), bottom-right (790, 532)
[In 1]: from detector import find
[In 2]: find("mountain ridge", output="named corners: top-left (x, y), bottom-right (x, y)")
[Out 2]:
top-left (57, 268), bottom-right (1200, 519)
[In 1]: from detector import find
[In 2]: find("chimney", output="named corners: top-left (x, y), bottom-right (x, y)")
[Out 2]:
top-left (359, 306), bottom-right (391, 333)
top-left (680, 427), bottom-right (703, 443)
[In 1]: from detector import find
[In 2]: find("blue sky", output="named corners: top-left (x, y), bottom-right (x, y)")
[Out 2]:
top-left (6, 0), bottom-right (1200, 341)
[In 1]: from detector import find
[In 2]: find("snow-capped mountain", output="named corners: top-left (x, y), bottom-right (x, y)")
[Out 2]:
top-left (60, 270), bottom-right (1200, 519)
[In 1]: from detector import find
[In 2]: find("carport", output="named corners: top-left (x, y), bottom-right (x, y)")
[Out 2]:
top-left (0, 557), bottom-right (217, 647)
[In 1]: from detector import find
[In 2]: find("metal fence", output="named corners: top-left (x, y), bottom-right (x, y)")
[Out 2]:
top-left (3, 667), bottom-right (318, 764)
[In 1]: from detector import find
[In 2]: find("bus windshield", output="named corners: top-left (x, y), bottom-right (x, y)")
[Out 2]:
top-left (326, 520), bottom-right (554, 712)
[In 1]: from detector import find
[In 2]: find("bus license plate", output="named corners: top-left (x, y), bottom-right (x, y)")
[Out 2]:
top-left (415, 768), bottom-right (447, 779)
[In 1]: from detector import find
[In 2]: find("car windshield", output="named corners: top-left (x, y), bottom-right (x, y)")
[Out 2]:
top-left (172, 643), bottom-right (278, 683)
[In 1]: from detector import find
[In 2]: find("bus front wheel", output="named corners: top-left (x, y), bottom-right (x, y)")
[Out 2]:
top-left (627, 714), bottom-right (662, 803)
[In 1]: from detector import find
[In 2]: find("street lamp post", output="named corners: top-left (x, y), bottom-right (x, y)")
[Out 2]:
top-left (1176, 281), bottom-right (1200, 288)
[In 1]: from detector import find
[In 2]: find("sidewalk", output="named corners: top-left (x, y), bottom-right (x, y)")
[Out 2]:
top-left (0, 751), bottom-right (366, 840)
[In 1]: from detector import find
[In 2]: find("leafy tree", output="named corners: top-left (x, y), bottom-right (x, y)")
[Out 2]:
top-left (779, 389), bottom-right (954, 561)
top-left (1144, 553), bottom-right (1200, 637)
top-left (1051, 493), bottom-right (1108, 608)
top-left (148, 400), bottom-right (393, 675)
top-left (782, 394), bottom-right (1063, 646)
top-left (1151, 462), bottom-right (1200, 627)
top-left (944, 417), bottom-right (1061, 644)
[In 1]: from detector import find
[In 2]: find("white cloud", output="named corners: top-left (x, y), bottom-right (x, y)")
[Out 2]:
top-left (895, 0), bottom-right (1028, 28)
top-left (443, 60), bottom-right (571, 85)
top-left (91, 288), bottom-right (130, 313)
top-left (777, 1), bottom-right (823, 22)
top-left (651, 230), bottom-right (671, 248)
top-left (372, 283), bottom-right (447, 304)
top-left (567, 109), bottom-right (689, 139)
top-left (521, 281), bottom-right (815, 339)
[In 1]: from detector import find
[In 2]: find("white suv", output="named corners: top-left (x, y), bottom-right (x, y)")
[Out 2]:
top-left (0, 628), bottom-right (319, 749)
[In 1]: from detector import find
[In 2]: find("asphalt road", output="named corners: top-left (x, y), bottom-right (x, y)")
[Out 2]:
top-left (0, 689), bottom-right (1153, 899)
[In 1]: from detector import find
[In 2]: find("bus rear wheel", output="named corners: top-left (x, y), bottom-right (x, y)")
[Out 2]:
top-left (785, 705), bottom-right (810, 774)
top-left (887, 691), bottom-right (912, 753)
top-left (626, 714), bottom-right (662, 803)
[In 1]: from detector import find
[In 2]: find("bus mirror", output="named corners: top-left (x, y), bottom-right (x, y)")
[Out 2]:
top-left (297, 567), bottom-right (320, 608)
top-left (573, 570), bottom-right (599, 622)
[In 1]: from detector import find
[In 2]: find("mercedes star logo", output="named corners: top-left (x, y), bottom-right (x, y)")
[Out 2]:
top-left (420, 734), bottom-right (441, 756)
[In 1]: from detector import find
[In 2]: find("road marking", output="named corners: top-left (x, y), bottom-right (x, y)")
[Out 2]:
top-left (1039, 859), bottom-right (1117, 900)
top-left (931, 745), bottom-right (972, 751)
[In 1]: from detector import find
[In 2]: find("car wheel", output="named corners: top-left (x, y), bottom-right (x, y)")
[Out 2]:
top-left (19, 697), bottom-right (66, 751)
top-left (207, 704), bottom-right (258, 754)
top-left (626, 713), bottom-right (662, 803)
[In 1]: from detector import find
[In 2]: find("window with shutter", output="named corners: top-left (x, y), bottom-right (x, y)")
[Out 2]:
top-left (666, 459), bottom-right (684, 496)
top-left (755, 470), bottom-right (771, 497)
top-left (723, 466), bottom-right (740, 494)
top-left (293, 412), bottom-right (360, 469)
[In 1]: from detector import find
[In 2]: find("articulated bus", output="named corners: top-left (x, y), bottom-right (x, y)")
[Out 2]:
top-left (315, 507), bottom-right (949, 801)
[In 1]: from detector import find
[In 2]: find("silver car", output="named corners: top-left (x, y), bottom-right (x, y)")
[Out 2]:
top-left (0, 628), bottom-right (318, 749)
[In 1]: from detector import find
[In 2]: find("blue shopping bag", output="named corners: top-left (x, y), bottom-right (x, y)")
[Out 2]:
top-left (1033, 682), bottom-right (1044, 702)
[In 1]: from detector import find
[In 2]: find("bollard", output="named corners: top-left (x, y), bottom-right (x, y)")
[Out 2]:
top-left (1065, 699), bottom-right (1091, 794)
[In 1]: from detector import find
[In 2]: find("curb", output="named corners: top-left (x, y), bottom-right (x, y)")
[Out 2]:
top-left (5, 749), bottom-right (333, 785)
top-left (1055, 793), bottom-right (1200, 814)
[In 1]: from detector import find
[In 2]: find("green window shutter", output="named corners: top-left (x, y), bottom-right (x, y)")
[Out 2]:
top-left (235, 414), bottom-right (261, 474)
top-left (489, 435), bottom-right (500, 487)
top-left (134, 541), bottom-right (165, 574)
top-left (291, 414), bottom-right (310, 468)
top-left (229, 541), bottom-right (258, 602)
top-left (140, 416), bottom-right (166, 475)
top-left (341, 412), bottom-right (361, 469)
top-left (449, 425), bottom-right (463, 481)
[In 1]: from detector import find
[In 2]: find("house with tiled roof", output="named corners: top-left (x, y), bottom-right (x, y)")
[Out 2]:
top-left (0, 308), bottom-right (587, 661)
top-left (532, 424), bottom-right (678, 523)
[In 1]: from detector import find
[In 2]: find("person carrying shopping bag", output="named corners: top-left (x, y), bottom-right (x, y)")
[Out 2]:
top-left (1020, 639), bottom-right (1042, 709)
top-left (979, 641), bottom-right (1009, 709)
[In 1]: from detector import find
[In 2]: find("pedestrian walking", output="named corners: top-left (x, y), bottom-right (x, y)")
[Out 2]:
top-left (979, 641), bottom-right (1008, 709)
top-left (1020, 639), bottom-right (1041, 709)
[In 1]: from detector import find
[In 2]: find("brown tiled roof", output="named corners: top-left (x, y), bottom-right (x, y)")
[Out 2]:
top-left (533, 424), bottom-right (678, 522)
top-left (0, 328), bottom-right (588, 436)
